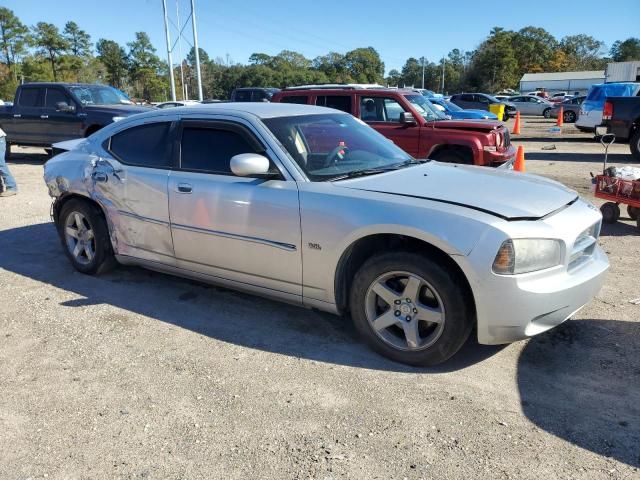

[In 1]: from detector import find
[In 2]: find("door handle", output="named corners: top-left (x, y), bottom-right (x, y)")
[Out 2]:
top-left (92, 172), bottom-right (108, 183)
top-left (40, 115), bottom-right (49, 119)
top-left (13, 114), bottom-right (21, 118)
top-left (177, 183), bottom-right (192, 193)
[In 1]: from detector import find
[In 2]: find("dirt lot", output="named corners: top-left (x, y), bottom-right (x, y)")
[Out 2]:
top-left (0, 118), bottom-right (639, 479)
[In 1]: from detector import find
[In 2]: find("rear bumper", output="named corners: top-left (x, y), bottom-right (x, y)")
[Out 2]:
top-left (484, 144), bottom-right (516, 167)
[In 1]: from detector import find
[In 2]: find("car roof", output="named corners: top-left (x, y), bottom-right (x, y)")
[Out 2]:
top-left (151, 102), bottom-right (340, 120)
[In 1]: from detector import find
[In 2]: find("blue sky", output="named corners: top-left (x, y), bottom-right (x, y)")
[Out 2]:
top-left (6, 0), bottom-right (640, 73)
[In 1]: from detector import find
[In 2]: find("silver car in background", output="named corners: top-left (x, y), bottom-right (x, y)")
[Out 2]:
top-left (43, 103), bottom-right (608, 366)
top-left (508, 95), bottom-right (555, 117)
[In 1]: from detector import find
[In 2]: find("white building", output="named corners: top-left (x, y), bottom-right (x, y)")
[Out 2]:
top-left (519, 71), bottom-right (605, 96)
top-left (605, 61), bottom-right (640, 83)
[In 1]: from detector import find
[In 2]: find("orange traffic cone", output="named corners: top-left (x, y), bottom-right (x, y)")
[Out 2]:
top-left (556, 107), bottom-right (564, 127)
top-left (513, 111), bottom-right (521, 134)
top-left (514, 145), bottom-right (525, 172)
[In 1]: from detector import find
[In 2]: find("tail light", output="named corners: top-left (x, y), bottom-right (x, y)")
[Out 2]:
top-left (602, 100), bottom-right (613, 121)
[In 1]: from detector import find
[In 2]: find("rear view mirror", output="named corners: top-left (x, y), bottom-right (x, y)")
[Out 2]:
top-left (56, 101), bottom-right (75, 113)
top-left (230, 153), bottom-right (272, 177)
top-left (400, 112), bottom-right (417, 125)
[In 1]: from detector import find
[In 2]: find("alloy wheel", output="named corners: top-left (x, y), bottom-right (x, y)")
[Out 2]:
top-left (364, 271), bottom-right (445, 351)
top-left (64, 211), bottom-right (96, 265)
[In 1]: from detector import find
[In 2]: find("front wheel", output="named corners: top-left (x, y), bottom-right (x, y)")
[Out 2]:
top-left (349, 252), bottom-right (473, 366)
top-left (630, 128), bottom-right (640, 161)
top-left (564, 110), bottom-right (576, 123)
top-left (58, 199), bottom-right (115, 275)
top-left (502, 112), bottom-right (509, 122)
top-left (543, 108), bottom-right (551, 118)
top-left (628, 205), bottom-right (639, 221)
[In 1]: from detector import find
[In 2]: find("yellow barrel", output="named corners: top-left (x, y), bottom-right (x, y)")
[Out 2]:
top-left (489, 103), bottom-right (505, 120)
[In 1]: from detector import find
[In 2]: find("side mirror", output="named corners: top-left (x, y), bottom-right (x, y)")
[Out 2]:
top-left (56, 101), bottom-right (75, 113)
top-left (230, 153), bottom-right (273, 177)
top-left (400, 112), bottom-right (417, 125)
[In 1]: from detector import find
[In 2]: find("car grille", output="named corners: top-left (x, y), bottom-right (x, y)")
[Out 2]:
top-left (568, 221), bottom-right (600, 271)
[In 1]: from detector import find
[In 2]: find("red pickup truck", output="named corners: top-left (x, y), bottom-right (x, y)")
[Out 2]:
top-left (272, 86), bottom-right (515, 167)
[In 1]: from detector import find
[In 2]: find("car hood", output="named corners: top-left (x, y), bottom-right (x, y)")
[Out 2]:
top-left (83, 104), bottom-right (153, 115)
top-left (431, 119), bottom-right (503, 131)
top-left (336, 162), bottom-right (578, 220)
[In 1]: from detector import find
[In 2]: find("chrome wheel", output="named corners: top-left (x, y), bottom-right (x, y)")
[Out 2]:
top-left (64, 211), bottom-right (96, 265)
top-left (364, 271), bottom-right (445, 351)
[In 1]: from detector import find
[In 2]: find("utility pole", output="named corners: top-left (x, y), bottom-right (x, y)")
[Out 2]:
top-left (176, 0), bottom-right (187, 100)
top-left (420, 56), bottom-right (425, 89)
top-left (190, 0), bottom-right (203, 101)
top-left (441, 58), bottom-right (446, 94)
top-left (162, 0), bottom-right (177, 101)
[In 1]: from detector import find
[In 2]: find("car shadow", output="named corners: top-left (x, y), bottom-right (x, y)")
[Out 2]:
top-left (516, 136), bottom-right (592, 143)
top-left (7, 148), bottom-right (50, 165)
top-left (517, 319), bottom-right (640, 467)
top-left (0, 222), bottom-right (503, 373)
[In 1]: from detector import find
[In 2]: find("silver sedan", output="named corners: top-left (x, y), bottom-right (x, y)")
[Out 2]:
top-left (508, 95), bottom-right (555, 117)
top-left (43, 103), bottom-right (608, 366)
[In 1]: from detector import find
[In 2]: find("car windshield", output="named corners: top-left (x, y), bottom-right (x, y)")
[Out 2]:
top-left (405, 95), bottom-right (447, 121)
top-left (263, 113), bottom-right (415, 181)
top-left (69, 85), bottom-right (133, 105)
top-left (485, 95), bottom-right (501, 103)
top-left (443, 100), bottom-right (463, 112)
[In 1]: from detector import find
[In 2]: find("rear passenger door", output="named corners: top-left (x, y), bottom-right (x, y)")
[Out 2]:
top-left (40, 87), bottom-right (84, 143)
top-left (11, 86), bottom-right (46, 144)
top-left (315, 95), bottom-right (352, 113)
top-left (167, 118), bottom-right (302, 298)
top-left (358, 95), bottom-right (420, 157)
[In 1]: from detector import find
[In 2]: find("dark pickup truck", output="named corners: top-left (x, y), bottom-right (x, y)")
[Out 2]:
top-left (0, 83), bottom-right (151, 157)
top-left (602, 96), bottom-right (640, 160)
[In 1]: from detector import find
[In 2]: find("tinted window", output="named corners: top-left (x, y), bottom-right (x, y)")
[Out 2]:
top-left (110, 122), bottom-right (172, 168)
top-left (18, 87), bottom-right (43, 107)
top-left (45, 89), bottom-right (70, 109)
top-left (180, 127), bottom-right (255, 174)
top-left (252, 90), bottom-right (268, 101)
top-left (460, 94), bottom-right (474, 102)
top-left (233, 90), bottom-right (251, 102)
top-left (315, 95), bottom-right (352, 113)
top-left (281, 95), bottom-right (308, 104)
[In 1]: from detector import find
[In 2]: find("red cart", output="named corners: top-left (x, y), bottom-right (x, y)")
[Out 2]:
top-left (592, 132), bottom-right (640, 229)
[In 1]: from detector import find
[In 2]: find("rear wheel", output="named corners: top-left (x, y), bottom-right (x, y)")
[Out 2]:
top-left (627, 205), bottom-right (639, 221)
top-left (349, 252), bottom-right (473, 366)
top-left (564, 110), bottom-right (576, 123)
top-left (600, 202), bottom-right (620, 224)
top-left (630, 128), bottom-right (640, 161)
top-left (543, 108), bottom-right (551, 118)
top-left (58, 199), bottom-right (115, 275)
top-left (502, 111), bottom-right (509, 122)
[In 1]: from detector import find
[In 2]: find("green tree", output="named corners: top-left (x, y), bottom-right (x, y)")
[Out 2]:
top-left (466, 27), bottom-right (519, 91)
top-left (400, 57), bottom-right (422, 87)
top-left (127, 32), bottom-right (164, 99)
top-left (30, 22), bottom-right (69, 81)
top-left (0, 7), bottom-right (28, 82)
top-left (513, 27), bottom-right (557, 73)
top-left (344, 47), bottom-right (384, 83)
top-left (96, 39), bottom-right (129, 88)
top-left (559, 34), bottom-right (605, 70)
top-left (610, 38), bottom-right (640, 62)
top-left (63, 21), bottom-right (91, 56)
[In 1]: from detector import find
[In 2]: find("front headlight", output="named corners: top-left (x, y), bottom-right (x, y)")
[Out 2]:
top-left (112, 116), bottom-right (126, 122)
top-left (492, 239), bottom-right (563, 275)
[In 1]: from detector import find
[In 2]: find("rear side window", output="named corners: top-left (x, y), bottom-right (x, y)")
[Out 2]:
top-left (460, 94), bottom-right (474, 102)
top-left (18, 87), bottom-right (43, 107)
top-left (315, 95), bottom-right (352, 113)
top-left (109, 122), bottom-right (172, 168)
top-left (45, 89), bottom-right (70, 109)
top-left (180, 127), bottom-right (256, 174)
top-left (280, 95), bottom-right (308, 104)
top-left (233, 90), bottom-right (251, 102)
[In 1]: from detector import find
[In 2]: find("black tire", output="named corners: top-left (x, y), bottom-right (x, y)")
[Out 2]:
top-left (600, 202), bottom-right (620, 224)
top-left (630, 128), bottom-right (640, 162)
top-left (502, 112), bottom-right (509, 122)
top-left (349, 252), bottom-right (473, 366)
top-left (433, 149), bottom-right (472, 165)
top-left (543, 108), bottom-right (551, 118)
top-left (57, 199), bottom-right (115, 275)
top-left (628, 205), bottom-right (639, 221)
top-left (564, 110), bottom-right (576, 123)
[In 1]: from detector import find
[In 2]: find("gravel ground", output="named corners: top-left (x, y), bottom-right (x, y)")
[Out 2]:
top-left (0, 118), bottom-right (639, 479)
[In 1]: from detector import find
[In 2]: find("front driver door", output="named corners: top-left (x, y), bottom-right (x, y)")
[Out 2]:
top-left (168, 118), bottom-right (302, 299)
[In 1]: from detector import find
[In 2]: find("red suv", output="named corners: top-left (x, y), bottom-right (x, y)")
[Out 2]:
top-left (272, 86), bottom-right (515, 167)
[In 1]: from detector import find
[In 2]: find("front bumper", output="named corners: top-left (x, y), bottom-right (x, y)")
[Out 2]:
top-left (484, 144), bottom-right (516, 167)
top-left (457, 198), bottom-right (609, 345)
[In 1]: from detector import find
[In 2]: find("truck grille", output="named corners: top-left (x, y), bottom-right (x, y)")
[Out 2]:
top-left (568, 221), bottom-right (600, 271)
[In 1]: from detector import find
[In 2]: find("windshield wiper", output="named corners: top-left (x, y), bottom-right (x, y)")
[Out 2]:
top-left (329, 160), bottom-right (426, 181)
